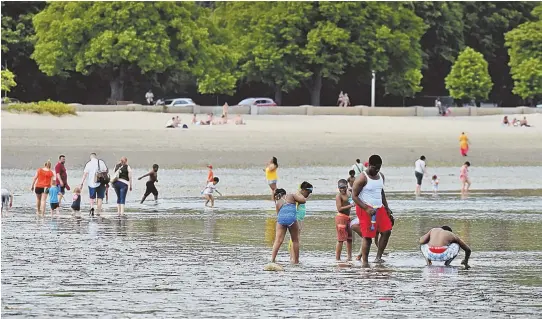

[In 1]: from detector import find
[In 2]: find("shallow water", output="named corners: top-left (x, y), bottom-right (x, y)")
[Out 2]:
top-left (2, 191), bottom-right (542, 318)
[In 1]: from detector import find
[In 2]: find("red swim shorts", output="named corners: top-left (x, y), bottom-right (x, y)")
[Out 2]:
top-left (335, 213), bottom-right (352, 242)
top-left (355, 205), bottom-right (393, 238)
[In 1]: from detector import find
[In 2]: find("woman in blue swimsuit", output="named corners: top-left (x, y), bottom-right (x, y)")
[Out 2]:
top-left (271, 182), bottom-right (313, 265)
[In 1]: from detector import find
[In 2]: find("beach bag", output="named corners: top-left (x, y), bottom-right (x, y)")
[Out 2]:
top-left (95, 159), bottom-right (110, 185)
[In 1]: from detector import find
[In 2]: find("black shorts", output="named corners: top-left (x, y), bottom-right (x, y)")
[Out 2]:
top-left (415, 172), bottom-right (424, 186)
top-left (144, 181), bottom-right (158, 197)
top-left (50, 202), bottom-right (59, 210)
top-left (35, 187), bottom-right (45, 195)
top-left (71, 205), bottom-right (80, 211)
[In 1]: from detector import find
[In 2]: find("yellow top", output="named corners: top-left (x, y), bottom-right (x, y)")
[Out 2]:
top-left (265, 165), bottom-right (278, 181)
top-left (459, 134), bottom-right (469, 148)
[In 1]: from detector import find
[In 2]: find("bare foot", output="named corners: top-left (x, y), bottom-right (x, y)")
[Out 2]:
top-left (373, 258), bottom-right (385, 264)
top-left (346, 257), bottom-right (352, 262)
top-left (361, 262), bottom-right (370, 268)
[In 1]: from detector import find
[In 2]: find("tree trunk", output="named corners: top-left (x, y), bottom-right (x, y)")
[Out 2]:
top-left (109, 78), bottom-right (124, 101)
top-left (274, 86), bottom-right (283, 106)
top-left (309, 69), bottom-right (322, 106)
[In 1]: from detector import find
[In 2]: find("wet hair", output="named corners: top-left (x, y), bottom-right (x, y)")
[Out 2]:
top-left (272, 156), bottom-right (278, 168)
top-left (338, 179), bottom-right (348, 188)
top-left (274, 188), bottom-right (287, 200)
top-left (368, 155), bottom-right (382, 166)
top-left (59, 155), bottom-right (65, 160)
top-left (441, 226), bottom-right (453, 232)
top-left (420, 155), bottom-right (426, 160)
top-left (356, 159), bottom-right (361, 163)
top-left (465, 161), bottom-right (471, 166)
top-left (153, 164), bottom-right (159, 170)
top-left (300, 181), bottom-right (313, 192)
top-left (213, 177), bottom-right (220, 183)
top-left (349, 170), bottom-right (355, 177)
top-left (432, 175), bottom-right (437, 180)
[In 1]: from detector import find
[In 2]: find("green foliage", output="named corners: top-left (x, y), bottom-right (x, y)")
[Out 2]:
top-left (1, 69), bottom-right (17, 92)
top-left (384, 69), bottom-right (423, 103)
top-left (7, 100), bottom-right (76, 116)
top-left (505, 5), bottom-right (542, 101)
top-left (445, 47), bottom-right (493, 101)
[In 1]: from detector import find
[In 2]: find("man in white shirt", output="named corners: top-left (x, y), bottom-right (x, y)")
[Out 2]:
top-left (351, 159), bottom-right (364, 178)
top-left (145, 90), bottom-right (154, 105)
top-left (414, 155), bottom-right (427, 196)
top-left (80, 153), bottom-right (108, 216)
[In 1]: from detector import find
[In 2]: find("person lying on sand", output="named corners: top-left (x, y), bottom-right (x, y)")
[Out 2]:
top-left (419, 226), bottom-right (471, 269)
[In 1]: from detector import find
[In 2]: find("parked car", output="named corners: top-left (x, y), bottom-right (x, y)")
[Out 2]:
top-left (159, 98), bottom-right (197, 107)
top-left (236, 98), bottom-right (277, 107)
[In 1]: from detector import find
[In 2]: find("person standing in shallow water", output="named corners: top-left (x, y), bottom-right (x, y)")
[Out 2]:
top-left (31, 160), bottom-right (55, 215)
top-left (138, 164), bottom-right (159, 204)
top-left (112, 157), bottom-right (133, 216)
top-left (264, 157), bottom-right (279, 201)
top-left (460, 161), bottom-right (471, 196)
top-left (352, 154), bottom-right (394, 268)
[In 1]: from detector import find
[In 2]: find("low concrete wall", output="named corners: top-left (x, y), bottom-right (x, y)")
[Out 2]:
top-left (3, 103), bottom-right (541, 116)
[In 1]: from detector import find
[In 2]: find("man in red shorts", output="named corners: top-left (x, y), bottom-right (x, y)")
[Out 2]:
top-left (352, 154), bottom-right (394, 268)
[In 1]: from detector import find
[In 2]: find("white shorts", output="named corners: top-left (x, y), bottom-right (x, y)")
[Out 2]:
top-left (350, 217), bottom-right (359, 228)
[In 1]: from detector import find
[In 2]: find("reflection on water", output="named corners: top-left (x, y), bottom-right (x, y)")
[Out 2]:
top-left (2, 196), bottom-right (542, 317)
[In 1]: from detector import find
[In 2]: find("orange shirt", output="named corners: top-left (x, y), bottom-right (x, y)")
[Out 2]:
top-left (35, 168), bottom-right (54, 188)
top-left (207, 170), bottom-right (214, 182)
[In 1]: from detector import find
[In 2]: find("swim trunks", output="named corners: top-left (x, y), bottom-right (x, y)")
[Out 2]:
top-left (144, 181), bottom-right (158, 197)
top-left (277, 203), bottom-right (297, 227)
top-left (421, 243), bottom-right (460, 262)
top-left (355, 205), bottom-right (393, 238)
top-left (335, 213), bottom-right (352, 242)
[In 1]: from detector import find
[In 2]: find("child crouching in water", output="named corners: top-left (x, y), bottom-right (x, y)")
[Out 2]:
top-left (271, 182), bottom-right (313, 265)
top-left (335, 179), bottom-right (354, 261)
top-left (202, 177), bottom-right (222, 207)
top-left (71, 187), bottom-right (81, 216)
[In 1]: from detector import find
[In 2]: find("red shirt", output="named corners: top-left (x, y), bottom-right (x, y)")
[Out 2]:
top-left (55, 162), bottom-right (67, 186)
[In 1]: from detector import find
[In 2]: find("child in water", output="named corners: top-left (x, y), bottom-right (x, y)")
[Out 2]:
top-left (47, 186), bottom-right (60, 215)
top-left (138, 164), bottom-right (159, 204)
top-left (71, 187), bottom-right (81, 216)
top-left (431, 175), bottom-right (439, 195)
top-left (347, 170), bottom-right (356, 192)
top-left (271, 182), bottom-right (313, 265)
top-left (202, 177), bottom-right (222, 207)
top-left (336, 179), bottom-right (354, 261)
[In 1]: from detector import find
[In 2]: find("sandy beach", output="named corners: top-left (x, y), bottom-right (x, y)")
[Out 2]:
top-left (1, 111), bottom-right (541, 169)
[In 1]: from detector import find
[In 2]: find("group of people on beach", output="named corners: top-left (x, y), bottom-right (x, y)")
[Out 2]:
top-left (502, 116), bottom-right (532, 127)
top-left (265, 154), bottom-right (471, 270)
top-left (24, 154), bottom-right (161, 218)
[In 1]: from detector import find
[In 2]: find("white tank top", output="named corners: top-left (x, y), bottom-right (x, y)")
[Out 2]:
top-left (359, 171), bottom-right (384, 208)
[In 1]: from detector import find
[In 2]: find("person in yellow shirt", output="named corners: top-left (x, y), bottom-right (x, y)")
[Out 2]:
top-left (459, 132), bottom-right (470, 157)
top-left (264, 157), bottom-right (279, 200)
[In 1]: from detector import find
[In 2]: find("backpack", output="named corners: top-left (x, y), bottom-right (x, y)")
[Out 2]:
top-left (95, 159), bottom-right (110, 185)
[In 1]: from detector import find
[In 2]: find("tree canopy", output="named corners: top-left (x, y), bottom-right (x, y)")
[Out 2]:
top-left (445, 47), bottom-right (493, 103)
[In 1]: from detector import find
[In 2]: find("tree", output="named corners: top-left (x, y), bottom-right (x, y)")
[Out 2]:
top-left (384, 69), bottom-right (423, 106)
top-left (445, 47), bottom-right (493, 103)
top-left (505, 5), bottom-right (542, 103)
top-left (1, 69), bottom-right (16, 92)
top-left (32, 2), bottom-right (212, 101)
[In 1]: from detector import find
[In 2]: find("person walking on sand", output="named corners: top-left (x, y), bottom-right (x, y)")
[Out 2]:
top-left (337, 91), bottom-right (344, 107)
top-left (112, 157), bottom-right (133, 216)
top-left (270, 182), bottom-right (313, 265)
top-left (414, 155), bottom-right (427, 196)
top-left (55, 155), bottom-right (70, 203)
top-left (264, 157), bottom-right (279, 201)
top-left (145, 90), bottom-right (154, 105)
top-left (460, 161), bottom-right (471, 195)
top-left (80, 153), bottom-right (108, 217)
top-left (352, 155), bottom-right (395, 268)
top-left (336, 179), bottom-right (354, 261)
top-left (419, 226), bottom-right (471, 269)
top-left (31, 160), bottom-right (55, 215)
top-left (138, 164), bottom-right (159, 204)
top-left (459, 132), bottom-right (470, 157)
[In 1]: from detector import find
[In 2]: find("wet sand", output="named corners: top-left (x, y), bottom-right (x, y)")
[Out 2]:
top-left (2, 195), bottom-right (542, 317)
top-left (2, 111), bottom-right (542, 169)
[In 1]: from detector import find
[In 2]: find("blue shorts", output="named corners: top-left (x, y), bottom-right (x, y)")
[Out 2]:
top-left (57, 185), bottom-right (65, 194)
top-left (277, 203), bottom-right (297, 227)
top-left (88, 184), bottom-right (106, 199)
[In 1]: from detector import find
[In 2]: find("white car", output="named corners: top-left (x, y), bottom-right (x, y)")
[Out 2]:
top-left (161, 98), bottom-right (197, 107)
top-left (236, 98), bottom-right (277, 107)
